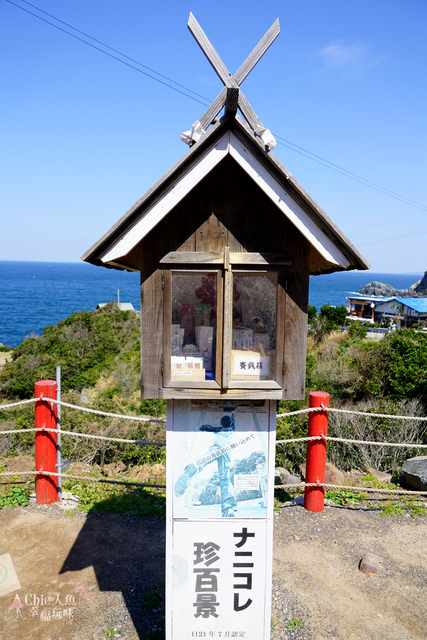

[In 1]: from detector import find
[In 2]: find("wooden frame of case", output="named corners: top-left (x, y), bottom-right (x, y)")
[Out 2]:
top-left (162, 250), bottom-right (287, 394)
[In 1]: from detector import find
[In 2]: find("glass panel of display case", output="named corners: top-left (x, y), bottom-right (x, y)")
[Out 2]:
top-left (230, 272), bottom-right (277, 382)
top-left (171, 272), bottom-right (217, 382)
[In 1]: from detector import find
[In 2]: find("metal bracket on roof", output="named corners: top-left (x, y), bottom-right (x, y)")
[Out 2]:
top-left (181, 13), bottom-right (279, 149)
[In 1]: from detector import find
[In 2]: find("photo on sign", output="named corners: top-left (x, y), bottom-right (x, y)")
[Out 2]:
top-left (171, 400), bottom-right (270, 519)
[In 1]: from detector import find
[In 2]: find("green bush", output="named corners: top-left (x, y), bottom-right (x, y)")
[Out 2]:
top-left (346, 322), bottom-right (367, 341)
top-left (308, 305), bottom-right (317, 324)
top-left (0, 486), bottom-right (30, 509)
top-left (357, 329), bottom-right (427, 401)
top-left (0, 303), bottom-right (140, 399)
top-left (320, 304), bottom-right (347, 330)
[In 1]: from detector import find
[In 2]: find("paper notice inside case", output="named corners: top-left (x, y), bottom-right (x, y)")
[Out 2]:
top-left (231, 350), bottom-right (269, 378)
top-left (234, 474), bottom-right (260, 492)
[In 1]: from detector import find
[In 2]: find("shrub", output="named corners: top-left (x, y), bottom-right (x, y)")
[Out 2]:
top-left (308, 305), bottom-right (317, 324)
top-left (327, 398), bottom-right (426, 472)
top-left (357, 329), bottom-right (427, 402)
top-left (0, 303), bottom-right (140, 399)
top-left (320, 304), bottom-right (347, 329)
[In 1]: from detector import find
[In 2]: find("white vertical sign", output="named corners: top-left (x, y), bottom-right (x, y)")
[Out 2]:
top-left (166, 400), bottom-right (276, 640)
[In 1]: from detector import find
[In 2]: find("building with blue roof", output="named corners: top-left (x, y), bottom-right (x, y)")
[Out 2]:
top-left (374, 298), bottom-right (427, 328)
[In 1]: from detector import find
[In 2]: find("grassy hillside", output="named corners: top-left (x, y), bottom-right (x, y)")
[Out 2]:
top-left (0, 303), bottom-right (166, 467)
top-left (1, 306), bottom-right (426, 473)
top-left (0, 302), bottom-right (141, 399)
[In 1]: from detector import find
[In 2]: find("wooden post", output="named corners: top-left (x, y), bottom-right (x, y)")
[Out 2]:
top-left (304, 391), bottom-right (329, 513)
top-left (35, 380), bottom-right (59, 505)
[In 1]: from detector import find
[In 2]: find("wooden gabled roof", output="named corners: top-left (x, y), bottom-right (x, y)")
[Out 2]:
top-left (81, 113), bottom-right (370, 275)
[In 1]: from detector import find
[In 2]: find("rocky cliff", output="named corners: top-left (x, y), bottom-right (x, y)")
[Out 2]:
top-left (358, 272), bottom-right (427, 297)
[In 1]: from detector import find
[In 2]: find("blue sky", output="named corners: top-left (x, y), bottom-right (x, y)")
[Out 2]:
top-left (1, 0), bottom-right (426, 273)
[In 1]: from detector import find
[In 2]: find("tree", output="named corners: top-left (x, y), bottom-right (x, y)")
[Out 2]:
top-left (320, 304), bottom-right (347, 331)
top-left (308, 305), bottom-right (317, 324)
top-left (357, 329), bottom-right (427, 402)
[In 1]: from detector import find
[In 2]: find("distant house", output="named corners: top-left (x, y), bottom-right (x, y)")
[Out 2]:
top-left (346, 295), bottom-right (387, 322)
top-left (374, 298), bottom-right (427, 328)
top-left (347, 295), bottom-right (427, 327)
top-left (96, 302), bottom-right (136, 312)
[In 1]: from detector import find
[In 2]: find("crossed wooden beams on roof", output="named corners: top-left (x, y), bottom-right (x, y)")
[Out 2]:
top-left (181, 13), bottom-right (280, 150)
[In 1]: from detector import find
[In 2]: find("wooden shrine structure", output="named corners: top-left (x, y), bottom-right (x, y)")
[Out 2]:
top-left (82, 14), bottom-right (370, 402)
top-left (82, 15), bottom-right (370, 640)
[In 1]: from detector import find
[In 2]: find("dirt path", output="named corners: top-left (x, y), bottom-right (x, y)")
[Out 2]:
top-left (0, 502), bottom-right (426, 640)
top-left (271, 503), bottom-right (427, 640)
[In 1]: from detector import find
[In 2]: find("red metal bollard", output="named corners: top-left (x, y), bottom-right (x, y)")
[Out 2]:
top-left (304, 391), bottom-right (329, 513)
top-left (35, 380), bottom-right (59, 504)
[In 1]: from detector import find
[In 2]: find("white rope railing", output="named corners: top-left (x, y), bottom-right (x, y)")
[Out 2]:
top-left (0, 397), bottom-right (37, 409)
top-left (0, 396), bottom-right (166, 423)
top-left (277, 405), bottom-right (427, 422)
top-left (327, 406), bottom-right (427, 422)
top-left (2, 396), bottom-right (426, 423)
top-left (1, 469), bottom-right (425, 497)
top-left (0, 469), bottom-right (166, 489)
top-left (0, 426), bottom-right (166, 445)
top-left (1, 396), bottom-right (426, 449)
top-left (1, 426), bottom-right (425, 450)
top-left (276, 435), bottom-right (427, 448)
top-left (276, 482), bottom-right (427, 497)
top-left (276, 407), bottom-right (321, 418)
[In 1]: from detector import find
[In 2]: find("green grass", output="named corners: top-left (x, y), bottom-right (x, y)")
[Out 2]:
top-left (0, 486), bottom-right (31, 509)
top-left (380, 497), bottom-right (426, 517)
top-left (361, 473), bottom-right (394, 490)
top-left (62, 473), bottom-right (166, 517)
top-left (325, 489), bottom-right (366, 506)
top-left (285, 617), bottom-right (304, 628)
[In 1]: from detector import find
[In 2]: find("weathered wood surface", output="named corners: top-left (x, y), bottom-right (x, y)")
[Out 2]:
top-left (187, 12), bottom-right (277, 142)
top-left (139, 156), bottom-right (309, 399)
top-left (140, 268), bottom-right (163, 398)
top-left (233, 18), bottom-right (280, 85)
top-left (275, 274), bottom-right (286, 387)
top-left (225, 87), bottom-right (239, 114)
top-left (160, 251), bottom-right (291, 265)
top-left (222, 267), bottom-right (232, 388)
top-left (199, 87), bottom-right (227, 131)
top-left (163, 387), bottom-right (283, 400)
top-left (188, 12), bottom-right (233, 87)
top-left (283, 228), bottom-right (309, 400)
top-left (83, 115), bottom-right (370, 275)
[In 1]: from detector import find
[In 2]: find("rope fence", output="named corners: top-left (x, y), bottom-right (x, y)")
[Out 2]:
top-left (1, 470), bottom-right (426, 497)
top-left (1, 390), bottom-right (426, 509)
top-left (0, 469), bottom-right (166, 489)
top-left (3, 396), bottom-right (427, 423)
top-left (276, 482), bottom-right (427, 497)
top-left (2, 424), bottom-right (427, 450)
top-left (277, 405), bottom-right (427, 421)
top-left (0, 395), bottom-right (167, 423)
top-left (0, 427), bottom-right (166, 446)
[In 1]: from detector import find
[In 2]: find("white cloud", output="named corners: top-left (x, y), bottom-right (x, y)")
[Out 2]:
top-left (316, 39), bottom-right (376, 75)
top-left (196, 75), bottom-right (214, 86)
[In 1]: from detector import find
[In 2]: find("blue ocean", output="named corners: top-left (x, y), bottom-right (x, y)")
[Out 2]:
top-left (0, 261), bottom-right (423, 348)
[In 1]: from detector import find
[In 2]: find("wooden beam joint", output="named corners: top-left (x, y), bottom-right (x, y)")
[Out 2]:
top-left (225, 87), bottom-right (239, 115)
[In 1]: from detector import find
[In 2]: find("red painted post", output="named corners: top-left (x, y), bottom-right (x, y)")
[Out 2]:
top-left (35, 380), bottom-right (59, 505)
top-left (304, 391), bottom-right (329, 513)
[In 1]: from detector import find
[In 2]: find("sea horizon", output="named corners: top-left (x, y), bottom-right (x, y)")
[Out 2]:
top-left (2, 258), bottom-right (423, 275)
top-left (0, 260), bottom-right (423, 348)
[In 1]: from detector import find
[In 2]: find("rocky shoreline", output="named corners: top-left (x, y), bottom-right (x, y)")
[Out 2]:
top-left (358, 271), bottom-right (427, 298)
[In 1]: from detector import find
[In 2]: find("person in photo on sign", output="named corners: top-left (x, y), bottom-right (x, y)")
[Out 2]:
top-left (174, 414), bottom-right (238, 517)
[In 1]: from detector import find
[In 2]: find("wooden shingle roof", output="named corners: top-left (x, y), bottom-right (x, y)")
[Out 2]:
top-left (82, 114), bottom-right (370, 275)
